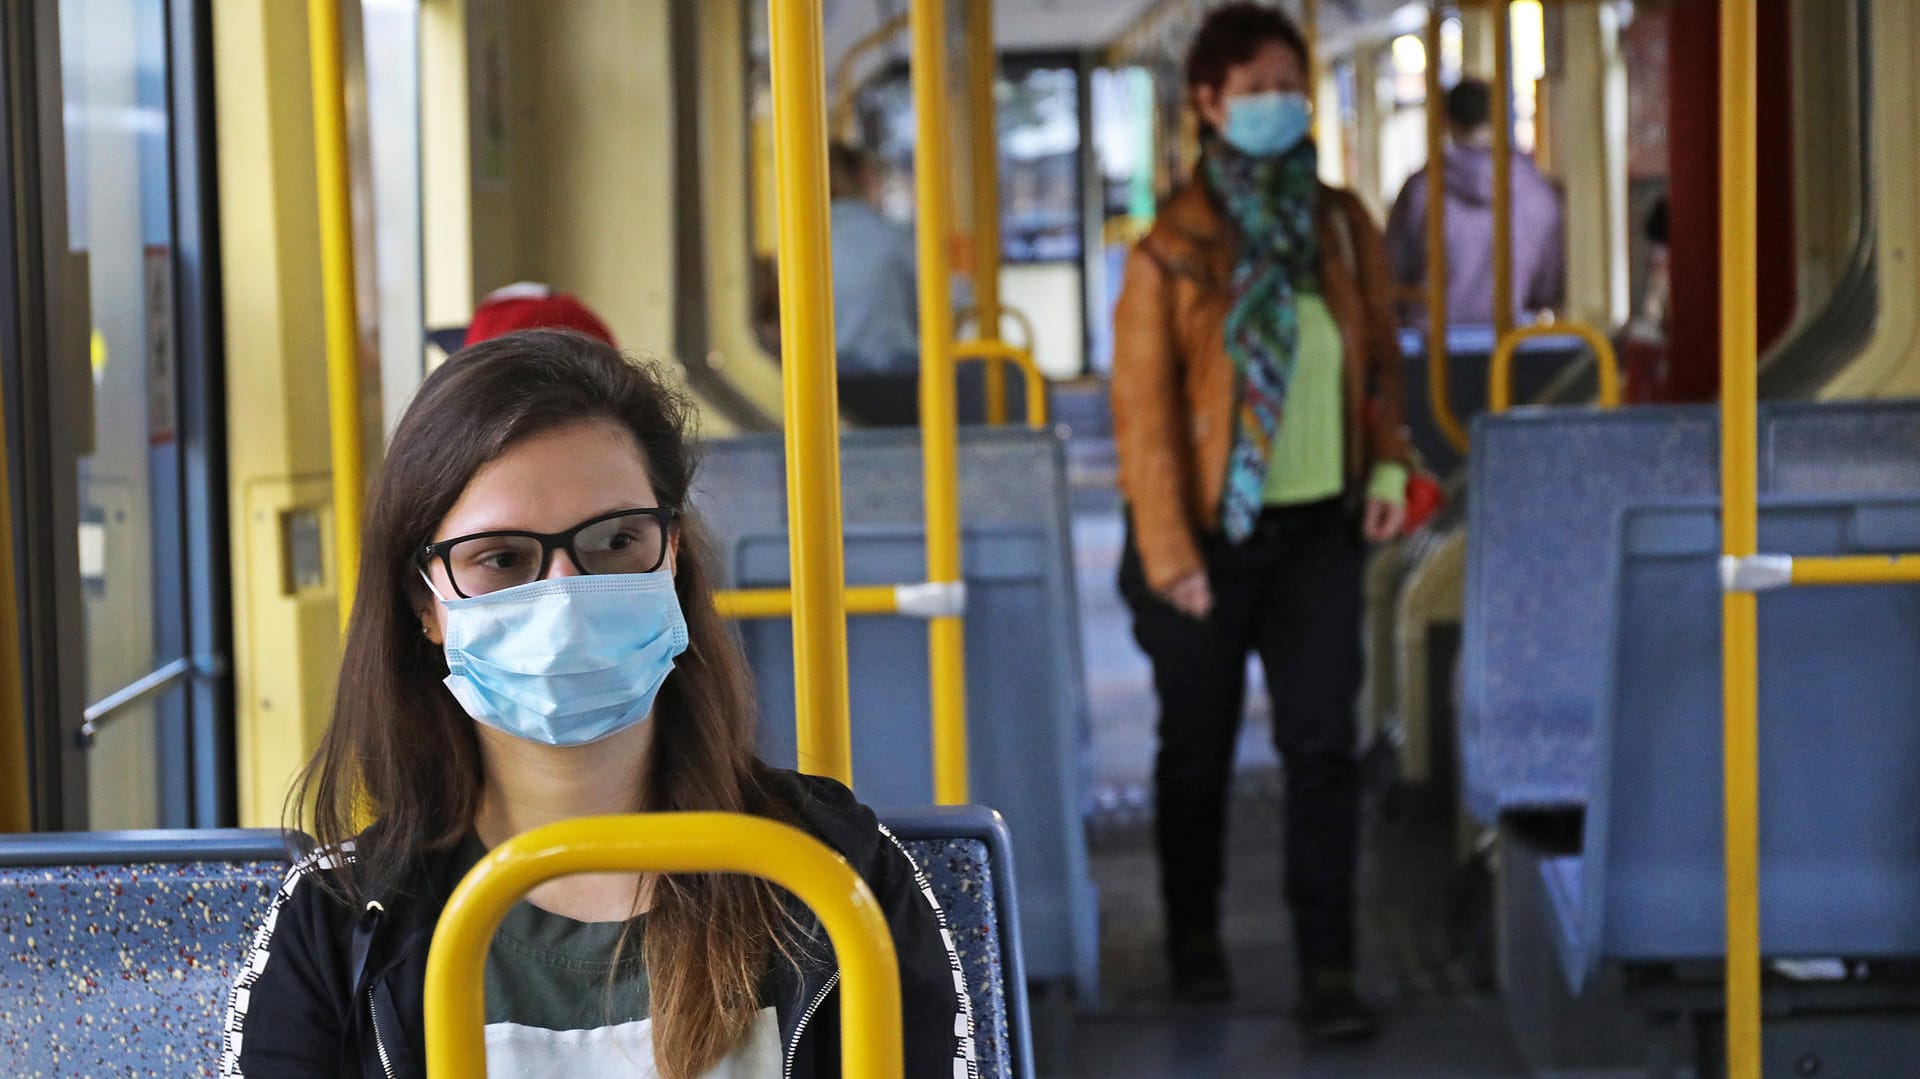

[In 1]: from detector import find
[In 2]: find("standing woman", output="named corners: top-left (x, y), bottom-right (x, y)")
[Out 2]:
top-left (1110, 3), bottom-right (1409, 1038)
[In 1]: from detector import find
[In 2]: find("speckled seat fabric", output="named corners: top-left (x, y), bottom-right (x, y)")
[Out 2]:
top-left (0, 830), bottom-right (291, 1078)
top-left (885, 806), bottom-right (1033, 1079)
top-left (902, 836), bottom-right (1011, 1078)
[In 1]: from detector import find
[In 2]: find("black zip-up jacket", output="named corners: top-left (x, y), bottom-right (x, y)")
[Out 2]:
top-left (220, 772), bottom-right (977, 1078)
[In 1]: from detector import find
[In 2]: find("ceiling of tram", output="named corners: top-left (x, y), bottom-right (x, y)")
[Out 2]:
top-left (818, 0), bottom-right (1429, 61)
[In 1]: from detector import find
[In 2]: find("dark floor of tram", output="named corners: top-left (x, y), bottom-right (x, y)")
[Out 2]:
top-left (1041, 435), bottom-right (1529, 1078)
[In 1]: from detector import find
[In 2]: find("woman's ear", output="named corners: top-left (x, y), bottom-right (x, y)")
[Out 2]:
top-left (1195, 83), bottom-right (1228, 135)
top-left (416, 606), bottom-right (444, 646)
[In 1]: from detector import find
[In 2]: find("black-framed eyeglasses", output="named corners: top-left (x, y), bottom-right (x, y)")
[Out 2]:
top-left (418, 507), bottom-right (679, 599)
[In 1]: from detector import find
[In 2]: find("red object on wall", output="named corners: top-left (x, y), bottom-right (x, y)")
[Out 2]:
top-left (1662, 0), bottom-right (1796, 403)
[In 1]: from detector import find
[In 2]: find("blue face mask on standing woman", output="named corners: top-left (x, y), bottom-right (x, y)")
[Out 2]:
top-left (426, 571), bottom-right (689, 747)
top-left (1221, 90), bottom-right (1313, 158)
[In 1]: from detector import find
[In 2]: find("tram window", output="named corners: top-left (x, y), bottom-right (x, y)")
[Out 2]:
top-left (1000, 66), bottom-right (1081, 265)
top-left (53, 0), bottom-right (199, 829)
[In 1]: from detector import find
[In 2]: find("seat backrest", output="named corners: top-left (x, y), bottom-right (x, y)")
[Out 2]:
top-left (694, 428), bottom-right (1098, 1000)
top-left (1463, 400), bottom-right (1920, 823)
top-left (1571, 495), bottom-right (1920, 985)
top-left (1463, 405), bottom-right (1720, 820)
top-left (881, 806), bottom-right (1033, 1079)
top-left (0, 830), bottom-right (291, 1075)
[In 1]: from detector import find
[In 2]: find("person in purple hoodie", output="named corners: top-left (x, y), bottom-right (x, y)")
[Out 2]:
top-left (1384, 78), bottom-right (1565, 329)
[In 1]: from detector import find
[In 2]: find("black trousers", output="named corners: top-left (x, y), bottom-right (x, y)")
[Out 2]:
top-left (1118, 498), bottom-right (1364, 976)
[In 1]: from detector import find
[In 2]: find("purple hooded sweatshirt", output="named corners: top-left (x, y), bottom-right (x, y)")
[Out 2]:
top-left (1384, 144), bottom-right (1565, 329)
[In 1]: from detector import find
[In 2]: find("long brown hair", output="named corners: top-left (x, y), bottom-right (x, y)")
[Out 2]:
top-left (295, 329), bottom-right (796, 1077)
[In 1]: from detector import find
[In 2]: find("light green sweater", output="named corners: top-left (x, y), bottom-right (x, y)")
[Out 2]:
top-left (1261, 292), bottom-right (1406, 507)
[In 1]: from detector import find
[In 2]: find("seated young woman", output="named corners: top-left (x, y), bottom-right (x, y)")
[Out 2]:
top-left (220, 330), bottom-right (975, 1079)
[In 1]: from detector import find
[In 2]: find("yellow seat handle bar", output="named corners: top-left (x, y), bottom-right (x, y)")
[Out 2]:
top-left (952, 341), bottom-right (1049, 430)
top-left (956, 304), bottom-right (1037, 353)
top-left (425, 813), bottom-right (903, 1079)
top-left (1489, 322), bottom-right (1623, 414)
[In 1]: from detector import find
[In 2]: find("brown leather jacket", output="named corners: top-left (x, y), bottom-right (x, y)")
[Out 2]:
top-left (1110, 177), bottom-right (1411, 591)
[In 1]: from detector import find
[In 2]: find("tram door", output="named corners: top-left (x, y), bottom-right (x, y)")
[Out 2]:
top-left (4, 0), bottom-right (227, 831)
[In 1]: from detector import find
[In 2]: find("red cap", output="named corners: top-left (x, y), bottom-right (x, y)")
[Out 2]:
top-left (463, 282), bottom-right (615, 348)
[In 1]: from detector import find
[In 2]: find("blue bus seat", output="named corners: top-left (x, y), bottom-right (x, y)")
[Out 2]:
top-left (1545, 495), bottom-right (1920, 990)
top-left (694, 427), bottom-right (1100, 1000)
top-left (0, 815), bottom-right (1032, 1076)
top-left (1397, 325), bottom-right (1594, 478)
top-left (838, 364), bottom-right (1036, 428)
top-left (0, 829), bottom-right (291, 1075)
top-left (1462, 399), bottom-right (1920, 824)
top-left (884, 805), bottom-right (1035, 1079)
top-left (1462, 405), bottom-right (1720, 821)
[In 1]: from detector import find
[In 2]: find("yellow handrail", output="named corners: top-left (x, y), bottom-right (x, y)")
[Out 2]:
top-left (1423, 3), bottom-right (1467, 454)
top-left (1788, 555), bottom-right (1920, 587)
top-left (716, 585), bottom-right (900, 620)
top-left (965, 0), bottom-right (1005, 428)
top-left (1488, 322), bottom-right (1622, 413)
top-left (829, 12), bottom-right (911, 141)
top-left (1718, 1), bottom-right (1760, 1076)
top-left (769, 0), bottom-right (856, 785)
top-left (952, 340), bottom-right (1048, 430)
top-left (910, 0), bottom-right (971, 806)
top-left (423, 814), bottom-right (903, 1079)
top-left (958, 304), bottom-right (1037, 353)
top-left (308, 0), bottom-right (364, 631)
top-left (1490, 0), bottom-right (1515, 345)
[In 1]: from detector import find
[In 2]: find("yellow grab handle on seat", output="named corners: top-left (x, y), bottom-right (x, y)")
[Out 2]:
top-left (424, 813), bottom-right (903, 1079)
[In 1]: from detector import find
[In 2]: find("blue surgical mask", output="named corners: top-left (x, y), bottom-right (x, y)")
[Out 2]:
top-left (1221, 91), bottom-right (1312, 158)
top-left (426, 571), bottom-right (689, 747)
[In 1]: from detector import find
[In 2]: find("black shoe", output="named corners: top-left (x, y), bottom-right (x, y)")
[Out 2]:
top-left (1168, 933), bottom-right (1235, 1004)
top-left (1295, 970), bottom-right (1380, 1042)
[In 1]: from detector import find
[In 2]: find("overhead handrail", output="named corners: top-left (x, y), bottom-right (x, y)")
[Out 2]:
top-left (911, 0), bottom-right (971, 806)
top-left (1488, 322), bottom-right (1622, 413)
top-left (952, 341), bottom-right (1049, 430)
top-left (769, 0), bottom-right (857, 784)
top-left (830, 12), bottom-right (911, 141)
top-left (423, 814), bottom-right (903, 1079)
top-left (1423, 3), bottom-right (1468, 453)
top-left (309, 0), bottom-right (365, 630)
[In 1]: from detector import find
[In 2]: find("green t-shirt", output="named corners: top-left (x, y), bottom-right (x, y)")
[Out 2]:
top-left (457, 835), bottom-right (784, 1077)
top-left (1259, 292), bottom-right (1408, 508)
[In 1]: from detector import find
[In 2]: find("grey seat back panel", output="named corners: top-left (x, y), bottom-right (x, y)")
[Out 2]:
top-left (1463, 400), bottom-right (1920, 822)
top-left (1553, 495), bottom-right (1920, 989)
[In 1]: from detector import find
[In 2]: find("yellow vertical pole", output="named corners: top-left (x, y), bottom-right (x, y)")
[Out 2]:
top-left (1720, 0), bottom-right (1761, 1074)
top-left (308, 0), bottom-right (364, 630)
top-left (1490, 0), bottom-right (1514, 342)
top-left (1425, 3), bottom-right (1466, 454)
top-left (911, 0), bottom-right (971, 804)
top-left (966, 0), bottom-right (1006, 427)
top-left (768, 0), bottom-right (856, 786)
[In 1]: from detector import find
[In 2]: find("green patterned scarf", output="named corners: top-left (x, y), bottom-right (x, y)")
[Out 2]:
top-left (1203, 137), bottom-right (1320, 542)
